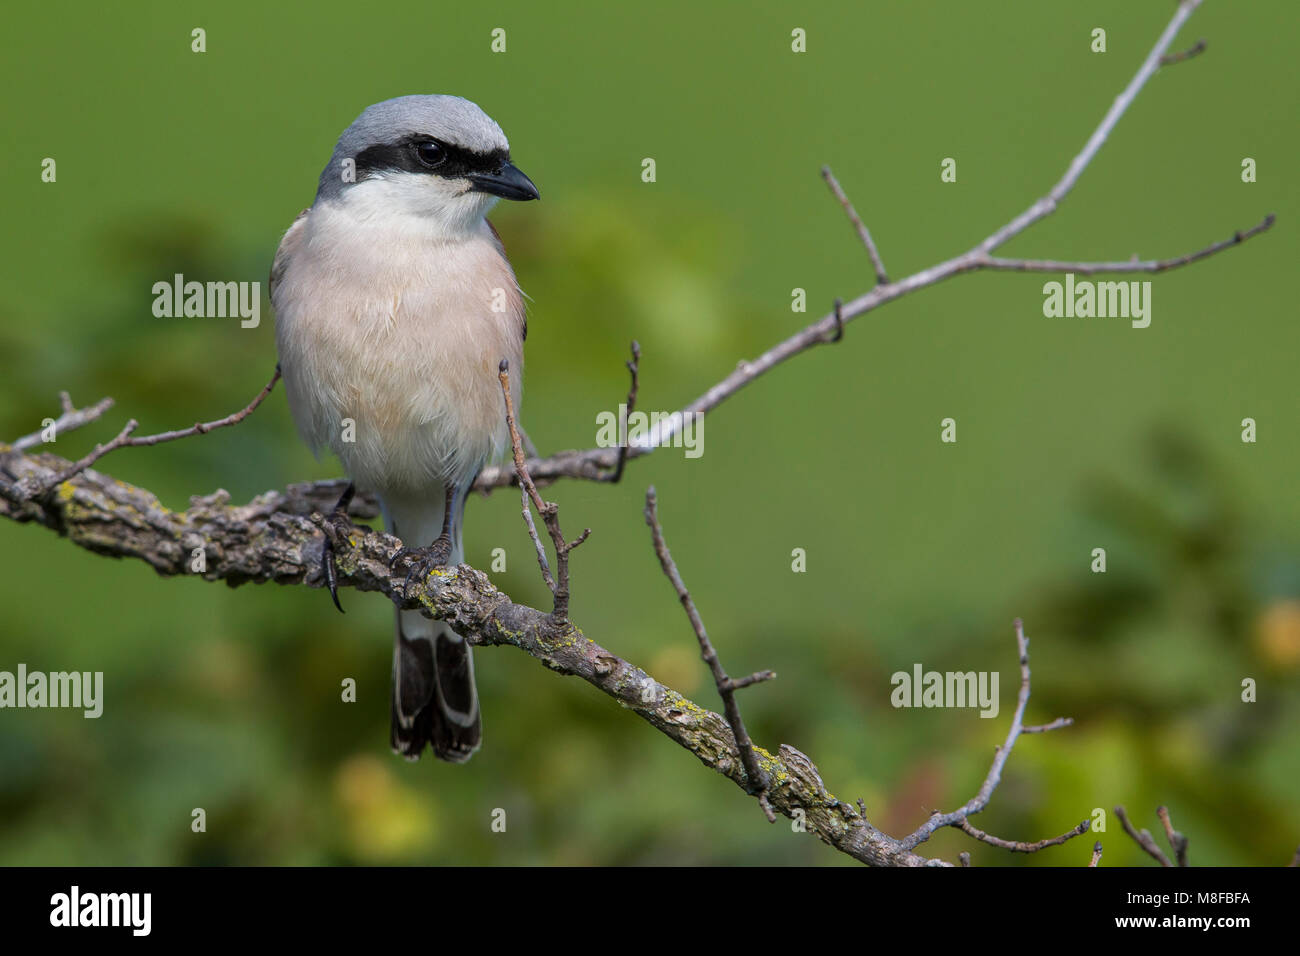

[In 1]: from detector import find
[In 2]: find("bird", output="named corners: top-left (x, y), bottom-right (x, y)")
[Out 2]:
top-left (270, 95), bottom-right (539, 763)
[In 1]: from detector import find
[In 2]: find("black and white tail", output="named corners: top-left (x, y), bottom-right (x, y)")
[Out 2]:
top-left (386, 487), bottom-right (481, 763)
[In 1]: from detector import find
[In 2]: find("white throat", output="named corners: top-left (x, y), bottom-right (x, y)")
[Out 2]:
top-left (327, 171), bottom-right (499, 242)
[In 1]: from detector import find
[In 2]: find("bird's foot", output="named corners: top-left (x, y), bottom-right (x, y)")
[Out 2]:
top-left (392, 534), bottom-right (454, 600)
top-left (320, 483), bottom-right (356, 614)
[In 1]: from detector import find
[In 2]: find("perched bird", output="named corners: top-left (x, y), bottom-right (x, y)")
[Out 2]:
top-left (270, 95), bottom-right (539, 762)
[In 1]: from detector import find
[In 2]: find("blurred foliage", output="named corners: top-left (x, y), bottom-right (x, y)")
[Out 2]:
top-left (0, 0), bottom-right (1297, 865)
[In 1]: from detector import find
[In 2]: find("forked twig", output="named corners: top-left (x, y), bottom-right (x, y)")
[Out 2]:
top-left (10, 367), bottom-right (281, 501)
top-left (644, 485), bottom-right (776, 821)
top-left (498, 360), bottom-right (589, 623)
top-left (899, 619), bottom-right (1074, 852)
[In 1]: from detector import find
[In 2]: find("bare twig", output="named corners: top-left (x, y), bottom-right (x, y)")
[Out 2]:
top-left (644, 485), bottom-right (775, 822)
top-left (729, 670), bottom-right (777, 690)
top-left (10, 367), bottom-right (281, 501)
top-left (1290, 845), bottom-right (1300, 867)
top-left (1089, 842), bottom-right (1104, 867)
top-left (1022, 717), bottom-right (1074, 734)
top-left (978, 0), bottom-right (1206, 251)
top-left (1161, 38), bottom-right (1206, 65)
top-left (498, 359), bottom-right (589, 623)
top-left (472, 0), bottom-right (1268, 491)
top-left (518, 482), bottom-right (555, 593)
top-left (1115, 805), bottom-right (1174, 867)
top-left (899, 619), bottom-right (1074, 851)
top-left (1157, 805), bottom-right (1190, 867)
top-left (982, 214), bottom-right (1274, 274)
top-left (10, 393), bottom-right (116, 452)
top-left (958, 817), bottom-right (1090, 854)
top-left (608, 340), bottom-right (641, 485)
top-left (821, 165), bottom-right (889, 285)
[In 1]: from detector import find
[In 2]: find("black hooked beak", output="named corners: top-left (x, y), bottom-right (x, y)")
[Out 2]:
top-left (468, 161), bottom-right (540, 201)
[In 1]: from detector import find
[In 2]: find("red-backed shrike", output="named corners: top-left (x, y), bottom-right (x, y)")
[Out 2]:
top-left (271, 95), bottom-right (538, 762)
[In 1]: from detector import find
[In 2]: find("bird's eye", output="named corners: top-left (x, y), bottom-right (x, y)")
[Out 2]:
top-left (414, 141), bottom-right (444, 168)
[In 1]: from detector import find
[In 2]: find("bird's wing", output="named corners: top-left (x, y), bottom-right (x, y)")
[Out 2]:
top-left (486, 218), bottom-right (527, 342)
top-left (485, 218), bottom-right (507, 254)
top-left (269, 207), bottom-right (310, 297)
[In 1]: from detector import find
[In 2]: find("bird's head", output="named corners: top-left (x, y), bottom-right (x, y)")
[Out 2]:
top-left (315, 94), bottom-right (539, 236)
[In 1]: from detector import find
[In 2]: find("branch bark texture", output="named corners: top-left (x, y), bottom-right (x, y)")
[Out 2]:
top-left (0, 445), bottom-right (941, 866)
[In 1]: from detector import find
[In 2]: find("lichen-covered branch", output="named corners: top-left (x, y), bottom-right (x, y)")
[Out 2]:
top-left (0, 440), bottom-right (945, 866)
top-left (0, 432), bottom-right (1089, 865)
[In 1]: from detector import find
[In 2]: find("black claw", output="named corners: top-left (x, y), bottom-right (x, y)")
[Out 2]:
top-left (323, 535), bottom-right (345, 614)
top-left (320, 482), bottom-right (356, 614)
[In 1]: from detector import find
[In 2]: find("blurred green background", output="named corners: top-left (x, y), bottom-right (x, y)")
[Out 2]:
top-left (1, 0), bottom-right (1297, 865)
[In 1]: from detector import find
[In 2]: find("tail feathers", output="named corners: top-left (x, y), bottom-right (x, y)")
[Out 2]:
top-left (391, 613), bottom-right (481, 763)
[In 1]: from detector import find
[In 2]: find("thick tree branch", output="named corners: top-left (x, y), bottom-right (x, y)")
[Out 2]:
top-left (0, 434), bottom-right (1089, 865)
top-left (1, 387), bottom-right (1067, 867)
top-left (0, 440), bottom-right (949, 866)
